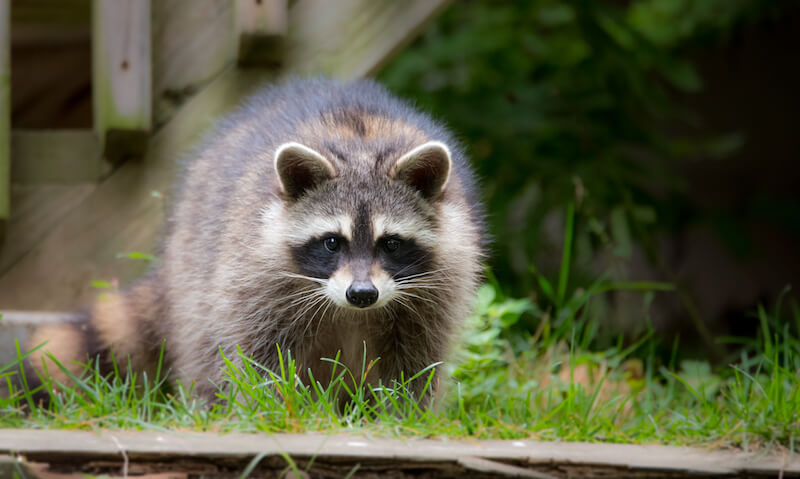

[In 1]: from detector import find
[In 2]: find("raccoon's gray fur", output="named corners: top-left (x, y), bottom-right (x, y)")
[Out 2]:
top-left (25, 78), bottom-right (485, 402)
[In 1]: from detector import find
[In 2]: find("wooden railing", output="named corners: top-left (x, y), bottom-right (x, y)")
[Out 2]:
top-left (0, 0), bottom-right (450, 311)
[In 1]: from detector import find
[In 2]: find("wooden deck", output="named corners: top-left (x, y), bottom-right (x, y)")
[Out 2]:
top-left (0, 0), bottom-right (450, 311)
top-left (0, 429), bottom-right (796, 478)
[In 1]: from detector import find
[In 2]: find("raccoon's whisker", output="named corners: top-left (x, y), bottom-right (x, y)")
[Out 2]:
top-left (395, 291), bottom-right (437, 305)
top-left (389, 256), bottom-right (439, 279)
top-left (281, 284), bottom-right (325, 297)
top-left (291, 293), bottom-right (329, 327)
top-left (395, 276), bottom-right (448, 285)
top-left (278, 272), bottom-right (328, 285)
top-left (397, 285), bottom-right (446, 291)
top-left (394, 269), bottom-right (447, 281)
top-left (312, 299), bottom-right (335, 339)
top-left (393, 267), bottom-right (454, 284)
top-left (394, 280), bottom-right (447, 291)
top-left (286, 288), bottom-right (327, 308)
top-left (392, 295), bottom-right (428, 324)
top-left (296, 293), bottom-right (328, 320)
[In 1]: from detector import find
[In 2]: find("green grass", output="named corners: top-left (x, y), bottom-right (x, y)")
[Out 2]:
top-left (2, 284), bottom-right (798, 451)
top-left (1, 285), bottom-right (798, 451)
top-left (1, 205), bottom-right (798, 451)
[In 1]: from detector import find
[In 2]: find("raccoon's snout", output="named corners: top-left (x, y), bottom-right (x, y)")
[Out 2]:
top-left (346, 281), bottom-right (379, 308)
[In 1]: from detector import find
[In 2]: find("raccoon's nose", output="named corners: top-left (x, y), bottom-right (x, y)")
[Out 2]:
top-left (346, 281), bottom-right (379, 308)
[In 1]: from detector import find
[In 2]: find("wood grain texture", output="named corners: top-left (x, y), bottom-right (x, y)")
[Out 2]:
top-left (0, 0), bottom-right (452, 310)
top-left (0, 430), bottom-right (796, 478)
top-left (0, 69), bottom-right (271, 310)
top-left (151, 0), bottom-right (237, 127)
top-left (92, 0), bottom-right (151, 160)
top-left (236, 0), bottom-right (287, 65)
top-left (0, 184), bottom-right (96, 275)
top-left (10, 130), bottom-right (104, 184)
top-left (237, 0), bottom-right (287, 36)
top-left (285, 0), bottom-right (451, 79)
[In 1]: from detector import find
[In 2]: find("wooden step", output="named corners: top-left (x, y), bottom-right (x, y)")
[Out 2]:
top-left (0, 429), bottom-right (795, 478)
top-left (0, 311), bottom-right (76, 366)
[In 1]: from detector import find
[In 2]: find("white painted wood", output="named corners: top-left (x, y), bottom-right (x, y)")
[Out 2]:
top-left (237, 0), bottom-right (288, 36)
top-left (92, 0), bottom-right (151, 159)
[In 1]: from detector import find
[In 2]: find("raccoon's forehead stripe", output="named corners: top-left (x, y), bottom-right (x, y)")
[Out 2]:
top-left (372, 214), bottom-right (436, 247)
top-left (285, 214), bottom-right (353, 245)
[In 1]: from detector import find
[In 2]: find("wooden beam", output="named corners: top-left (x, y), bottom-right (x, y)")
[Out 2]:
top-left (0, 0), bottom-right (451, 310)
top-left (0, 0), bottom-right (8, 244)
top-left (92, 0), bottom-right (151, 162)
top-left (236, 0), bottom-right (287, 66)
top-left (0, 430), bottom-right (798, 477)
top-left (285, 0), bottom-right (451, 79)
top-left (0, 69), bottom-right (272, 310)
top-left (152, 0), bottom-right (238, 128)
top-left (0, 311), bottom-right (79, 365)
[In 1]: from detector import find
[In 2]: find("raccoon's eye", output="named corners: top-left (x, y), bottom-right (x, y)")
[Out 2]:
top-left (383, 237), bottom-right (402, 253)
top-left (323, 236), bottom-right (341, 253)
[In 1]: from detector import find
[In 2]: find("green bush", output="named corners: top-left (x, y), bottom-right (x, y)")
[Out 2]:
top-left (380, 0), bottom-right (785, 295)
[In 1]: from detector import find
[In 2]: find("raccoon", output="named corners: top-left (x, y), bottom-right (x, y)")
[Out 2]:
top-left (22, 78), bottom-right (485, 403)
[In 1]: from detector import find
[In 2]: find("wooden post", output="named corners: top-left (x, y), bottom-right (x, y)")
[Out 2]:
top-left (92, 0), bottom-right (151, 162)
top-left (0, 0), bottom-right (9, 245)
top-left (236, 0), bottom-right (287, 66)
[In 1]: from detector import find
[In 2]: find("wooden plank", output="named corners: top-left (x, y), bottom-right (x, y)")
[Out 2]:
top-left (92, 0), bottom-right (151, 162)
top-left (0, 0), bottom-right (452, 310)
top-left (0, 69), bottom-right (271, 310)
top-left (236, 0), bottom-right (287, 66)
top-left (11, 130), bottom-right (104, 184)
top-left (13, 1), bottom-right (238, 131)
top-left (0, 0), bottom-right (8, 244)
top-left (151, 0), bottom-right (237, 128)
top-left (0, 311), bottom-right (77, 365)
top-left (0, 184), bottom-right (96, 275)
top-left (0, 430), bottom-right (796, 477)
top-left (285, 0), bottom-right (451, 80)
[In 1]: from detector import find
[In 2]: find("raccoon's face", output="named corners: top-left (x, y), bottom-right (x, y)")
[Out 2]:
top-left (273, 140), bottom-right (451, 311)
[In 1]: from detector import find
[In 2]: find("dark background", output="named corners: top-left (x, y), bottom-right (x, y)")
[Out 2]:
top-left (379, 0), bottom-right (800, 354)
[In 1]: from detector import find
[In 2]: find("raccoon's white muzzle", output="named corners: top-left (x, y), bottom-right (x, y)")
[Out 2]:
top-left (326, 264), bottom-right (396, 310)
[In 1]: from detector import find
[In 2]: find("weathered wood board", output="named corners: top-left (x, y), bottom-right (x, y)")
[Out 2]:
top-left (0, 311), bottom-right (75, 365)
top-left (0, 184), bottom-right (96, 276)
top-left (0, 430), bottom-right (797, 478)
top-left (236, 0), bottom-right (287, 66)
top-left (10, 130), bottom-right (104, 185)
top-left (151, 0), bottom-right (238, 128)
top-left (92, 0), bottom-right (152, 161)
top-left (0, 68), bottom-right (271, 310)
top-left (286, 0), bottom-right (450, 79)
top-left (0, 0), bottom-right (451, 310)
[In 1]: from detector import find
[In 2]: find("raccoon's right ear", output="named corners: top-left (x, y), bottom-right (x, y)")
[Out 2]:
top-left (390, 141), bottom-right (452, 201)
top-left (274, 142), bottom-right (337, 200)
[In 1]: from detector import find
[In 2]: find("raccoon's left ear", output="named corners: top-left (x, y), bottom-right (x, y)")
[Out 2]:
top-left (274, 142), bottom-right (337, 200)
top-left (390, 141), bottom-right (451, 200)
